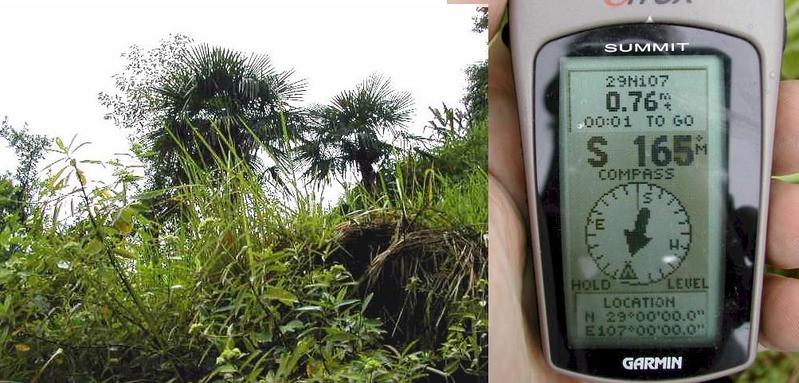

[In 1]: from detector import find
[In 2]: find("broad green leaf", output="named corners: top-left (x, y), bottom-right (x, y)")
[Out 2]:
top-left (214, 363), bottom-right (237, 373)
top-left (277, 337), bottom-right (313, 377)
top-left (96, 188), bottom-right (114, 199)
top-left (323, 327), bottom-right (357, 343)
top-left (279, 320), bottom-right (304, 334)
top-left (113, 206), bottom-right (137, 235)
top-left (113, 246), bottom-right (135, 260)
top-left (46, 166), bottom-right (68, 189)
top-left (264, 286), bottom-right (298, 305)
top-left (84, 239), bottom-right (104, 255)
top-left (334, 299), bottom-right (360, 310)
top-left (254, 330), bottom-right (273, 343)
top-left (76, 169), bottom-right (87, 186)
top-left (55, 137), bottom-right (66, 152)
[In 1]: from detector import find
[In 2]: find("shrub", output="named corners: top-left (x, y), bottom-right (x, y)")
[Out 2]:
top-left (0, 119), bottom-right (487, 382)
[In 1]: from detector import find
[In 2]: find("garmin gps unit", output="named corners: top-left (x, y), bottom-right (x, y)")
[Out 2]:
top-left (509, 0), bottom-right (784, 381)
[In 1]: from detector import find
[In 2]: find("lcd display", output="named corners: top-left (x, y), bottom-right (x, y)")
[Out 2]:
top-left (559, 56), bottom-right (725, 348)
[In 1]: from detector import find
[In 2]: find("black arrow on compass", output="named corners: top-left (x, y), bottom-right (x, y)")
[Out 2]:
top-left (624, 207), bottom-right (652, 256)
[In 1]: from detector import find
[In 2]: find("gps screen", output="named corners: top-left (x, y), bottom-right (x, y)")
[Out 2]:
top-left (559, 56), bottom-right (726, 348)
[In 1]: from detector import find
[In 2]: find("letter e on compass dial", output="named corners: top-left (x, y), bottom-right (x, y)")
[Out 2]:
top-left (585, 182), bottom-right (692, 285)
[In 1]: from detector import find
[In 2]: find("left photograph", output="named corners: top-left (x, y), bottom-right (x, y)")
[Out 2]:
top-left (0, 1), bottom-right (487, 382)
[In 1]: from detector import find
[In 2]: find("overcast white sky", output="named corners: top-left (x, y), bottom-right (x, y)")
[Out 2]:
top-left (0, 0), bottom-right (485, 199)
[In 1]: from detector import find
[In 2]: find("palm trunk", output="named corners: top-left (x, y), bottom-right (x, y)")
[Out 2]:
top-left (358, 160), bottom-right (377, 194)
top-left (355, 136), bottom-right (378, 193)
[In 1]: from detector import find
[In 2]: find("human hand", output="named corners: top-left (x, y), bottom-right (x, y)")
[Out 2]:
top-left (487, 0), bottom-right (575, 381)
top-left (758, 81), bottom-right (799, 351)
top-left (487, 0), bottom-right (799, 381)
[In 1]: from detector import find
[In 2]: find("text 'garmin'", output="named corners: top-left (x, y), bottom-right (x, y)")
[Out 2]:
top-left (622, 357), bottom-right (684, 370)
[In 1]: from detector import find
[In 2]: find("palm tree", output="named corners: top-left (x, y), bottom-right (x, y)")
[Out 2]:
top-left (147, 44), bottom-right (306, 189)
top-left (299, 74), bottom-right (415, 192)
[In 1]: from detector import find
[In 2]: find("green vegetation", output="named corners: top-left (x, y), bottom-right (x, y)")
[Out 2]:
top-left (299, 74), bottom-right (416, 192)
top-left (783, 0), bottom-right (799, 80)
top-left (0, 119), bottom-right (50, 223)
top-left (144, 44), bottom-right (305, 191)
top-left (0, 13), bottom-right (487, 383)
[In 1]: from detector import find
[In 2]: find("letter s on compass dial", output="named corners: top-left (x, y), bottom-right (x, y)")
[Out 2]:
top-left (585, 182), bottom-right (692, 286)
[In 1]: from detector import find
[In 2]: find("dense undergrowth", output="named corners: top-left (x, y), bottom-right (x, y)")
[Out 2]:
top-left (0, 119), bottom-right (487, 382)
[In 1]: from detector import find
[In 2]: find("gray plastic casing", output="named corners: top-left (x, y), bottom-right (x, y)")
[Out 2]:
top-left (509, 1), bottom-right (784, 382)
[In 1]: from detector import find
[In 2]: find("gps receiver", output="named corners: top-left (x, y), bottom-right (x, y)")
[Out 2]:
top-left (509, 0), bottom-right (784, 381)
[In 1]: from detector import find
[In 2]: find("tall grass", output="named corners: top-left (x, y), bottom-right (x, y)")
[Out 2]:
top-left (0, 120), bottom-right (487, 382)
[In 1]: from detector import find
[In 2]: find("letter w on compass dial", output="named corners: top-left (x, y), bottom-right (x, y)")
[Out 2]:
top-left (585, 183), bottom-right (693, 285)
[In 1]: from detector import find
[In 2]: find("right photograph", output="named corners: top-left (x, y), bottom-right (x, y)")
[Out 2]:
top-left (489, 0), bottom-right (799, 382)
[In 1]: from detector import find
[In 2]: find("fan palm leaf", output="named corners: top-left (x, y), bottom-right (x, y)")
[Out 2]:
top-left (299, 74), bottom-right (414, 191)
top-left (146, 44), bottom-right (306, 190)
